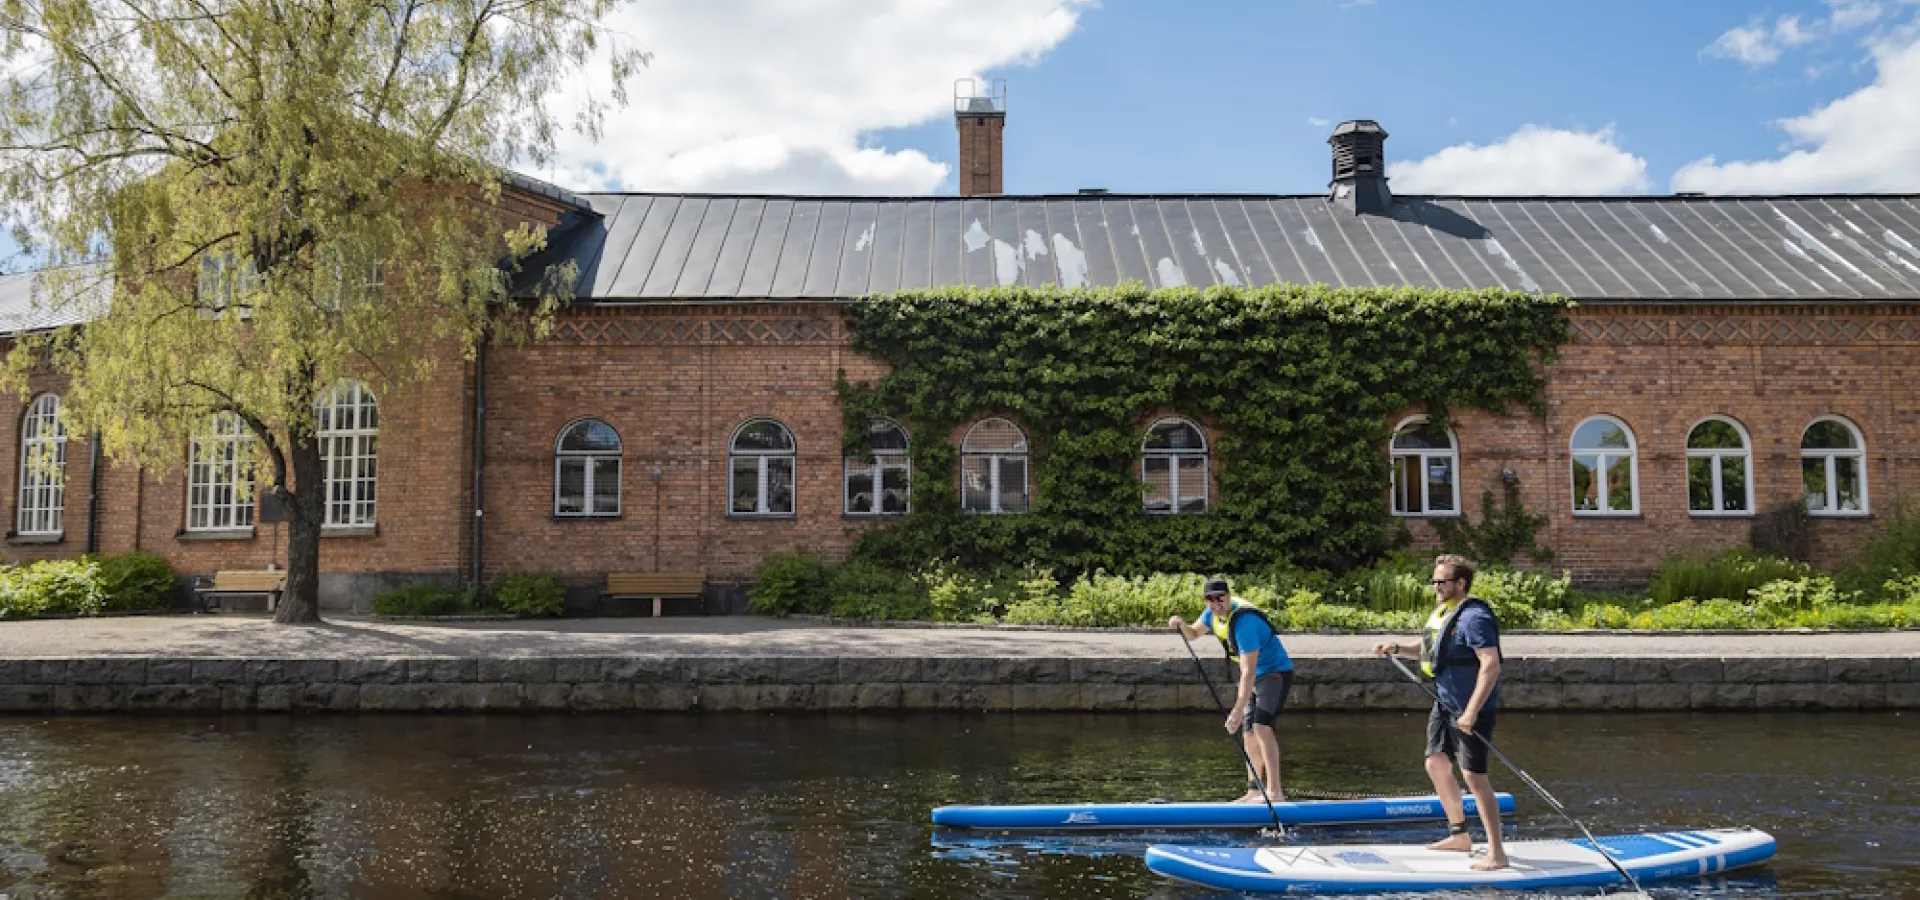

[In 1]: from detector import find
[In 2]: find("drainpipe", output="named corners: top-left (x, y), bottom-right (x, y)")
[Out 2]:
top-left (470, 331), bottom-right (486, 587)
top-left (85, 429), bottom-right (101, 554)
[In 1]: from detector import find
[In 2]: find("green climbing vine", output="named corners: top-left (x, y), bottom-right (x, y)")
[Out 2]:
top-left (838, 283), bottom-right (1571, 576)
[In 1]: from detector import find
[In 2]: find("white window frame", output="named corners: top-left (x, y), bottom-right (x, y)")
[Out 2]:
top-left (197, 252), bottom-right (261, 318)
top-left (16, 393), bottom-right (66, 536)
top-left (317, 382), bottom-right (379, 528)
top-left (553, 418), bottom-right (622, 518)
top-left (960, 417), bottom-right (1029, 515)
top-left (186, 412), bottom-right (255, 532)
top-left (1389, 415), bottom-right (1460, 518)
top-left (729, 418), bottom-right (796, 518)
top-left (1141, 417), bottom-right (1209, 515)
top-left (1569, 415), bottom-right (1639, 516)
top-left (1685, 415), bottom-right (1754, 517)
top-left (319, 247), bottom-right (384, 311)
top-left (844, 418), bottom-right (910, 517)
top-left (1801, 416), bottom-right (1870, 517)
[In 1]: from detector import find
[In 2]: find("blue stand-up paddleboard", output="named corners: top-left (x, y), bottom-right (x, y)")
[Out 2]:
top-left (1145, 827), bottom-right (1775, 893)
top-left (931, 793), bottom-right (1514, 830)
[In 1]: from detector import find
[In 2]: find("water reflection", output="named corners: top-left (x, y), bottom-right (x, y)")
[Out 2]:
top-left (0, 712), bottom-right (1913, 898)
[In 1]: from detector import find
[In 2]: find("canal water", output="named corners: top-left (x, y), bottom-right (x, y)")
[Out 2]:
top-left (0, 711), bottom-right (1913, 898)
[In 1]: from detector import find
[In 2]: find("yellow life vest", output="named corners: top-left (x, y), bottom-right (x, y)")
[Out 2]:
top-left (1419, 597), bottom-right (1492, 678)
top-left (1208, 599), bottom-right (1276, 661)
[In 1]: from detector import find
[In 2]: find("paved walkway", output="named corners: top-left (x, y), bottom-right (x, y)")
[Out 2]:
top-left (0, 614), bottom-right (1915, 658)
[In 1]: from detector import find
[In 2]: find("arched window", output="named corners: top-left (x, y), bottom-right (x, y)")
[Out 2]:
top-left (554, 418), bottom-right (621, 517)
top-left (1686, 417), bottom-right (1751, 515)
top-left (961, 418), bottom-right (1028, 514)
top-left (16, 394), bottom-right (66, 536)
top-left (1142, 418), bottom-right (1208, 514)
top-left (187, 412), bottom-right (255, 531)
top-left (730, 419), bottom-right (795, 517)
top-left (1802, 417), bottom-right (1868, 516)
top-left (1390, 417), bottom-right (1459, 517)
top-left (1570, 416), bottom-right (1637, 515)
top-left (317, 382), bottom-right (378, 527)
top-left (845, 418), bottom-right (909, 516)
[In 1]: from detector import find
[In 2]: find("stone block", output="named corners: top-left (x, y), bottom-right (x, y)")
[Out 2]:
top-left (1828, 658), bottom-right (1901, 684)
top-left (1495, 657), bottom-right (1544, 685)
top-left (1754, 684), bottom-right (1825, 709)
top-left (1560, 684), bottom-right (1624, 710)
top-left (774, 657), bottom-right (839, 684)
top-left (358, 684), bottom-right (431, 711)
top-left (1816, 684), bottom-right (1885, 709)
top-left (477, 658), bottom-right (556, 683)
top-left (1611, 658), bottom-right (1670, 684)
top-left (6, 659), bottom-right (68, 684)
top-left (408, 659), bottom-right (476, 683)
top-left (1362, 683), bottom-right (1428, 710)
top-left (552, 657), bottom-right (608, 683)
top-left (294, 684), bottom-right (359, 712)
top-left (687, 658), bottom-right (778, 684)
top-left (458, 683), bottom-right (526, 710)
top-left (281, 660), bottom-right (339, 684)
top-left (901, 683), bottom-right (982, 710)
top-left (1283, 683), bottom-right (1315, 711)
top-left (255, 685), bottom-right (293, 711)
top-left (974, 684), bottom-right (1017, 711)
top-left (1552, 658), bottom-right (1614, 684)
top-left (920, 658), bottom-right (1004, 684)
top-left (55, 685), bottom-right (127, 711)
top-left (220, 685), bottom-right (256, 711)
top-left (1725, 657), bottom-right (1825, 684)
top-left (127, 685), bottom-right (221, 712)
top-left (631, 683), bottom-right (698, 710)
top-left (190, 659), bottom-right (248, 683)
top-left (337, 659), bottom-right (408, 684)
top-left (1002, 658), bottom-right (1073, 684)
top-left (1690, 683), bottom-right (1755, 710)
top-left (1887, 683), bottom-right (1920, 709)
top-left (1012, 684), bottom-right (1079, 711)
top-left (1498, 682), bottom-right (1564, 710)
top-left (1633, 684), bottom-right (1692, 711)
top-left (605, 657), bottom-right (684, 683)
top-left (694, 684), bottom-right (762, 711)
top-left (0, 685), bottom-right (53, 712)
top-left (1305, 656), bottom-right (1395, 685)
top-left (569, 683), bottom-right (635, 711)
top-left (853, 683), bottom-right (903, 710)
top-left (146, 660), bottom-right (194, 684)
top-left (1069, 658), bottom-right (1152, 685)
top-left (244, 660), bottom-right (289, 685)
top-left (1666, 658), bottom-right (1725, 685)
top-left (525, 683), bottom-right (573, 710)
top-left (1177, 684), bottom-right (1222, 711)
top-left (1083, 684), bottom-right (1136, 711)
top-left (1311, 682), bottom-right (1370, 711)
top-left (69, 659), bottom-right (147, 685)
top-left (838, 657), bottom-right (921, 684)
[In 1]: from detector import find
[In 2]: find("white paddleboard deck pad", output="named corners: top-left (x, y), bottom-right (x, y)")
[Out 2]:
top-left (932, 793), bottom-right (1514, 830)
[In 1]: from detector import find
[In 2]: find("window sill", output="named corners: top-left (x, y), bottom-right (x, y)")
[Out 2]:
top-left (1570, 512), bottom-right (1642, 519)
top-left (1807, 511), bottom-right (1872, 519)
top-left (321, 524), bottom-right (379, 539)
top-left (552, 514), bottom-right (622, 521)
top-left (844, 512), bottom-right (911, 519)
top-left (1688, 511), bottom-right (1755, 519)
top-left (177, 527), bottom-right (256, 541)
top-left (727, 513), bottom-right (797, 520)
top-left (6, 532), bottom-right (62, 546)
top-left (1391, 512), bottom-right (1462, 520)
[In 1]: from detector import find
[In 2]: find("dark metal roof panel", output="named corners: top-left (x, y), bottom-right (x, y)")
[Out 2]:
top-left (1062, 200), bottom-right (1116, 288)
top-left (930, 201), bottom-right (964, 290)
top-left (640, 197), bottom-right (708, 298)
top-left (1159, 199), bottom-right (1216, 288)
top-left (897, 201), bottom-right (934, 290)
top-left (736, 199), bottom-right (792, 297)
top-left (1014, 200), bottom-right (1053, 288)
top-left (983, 198), bottom-right (1024, 287)
top-left (1185, 199), bottom-right (1247, 287)
top-left (1262, 199), bottom-right (1345, 287)
top-left (864, 201), bottom-right (906, 295)
top-left (1826, 199), bottom-right (1920, 289)
top-left (672, 197), bottom-right (736, 297)
top-left (960, 199), bottom-right (995, 289)
top-left (802, 201), bottom-right (851, 297)
top-left (769, 200), bottom-right (821, 298)
top-left (607, 196), bottom-right (681, 297)
top-left (1213, 199), bottom-right (1281, 288)
top-left (832, 201), bottom-right (881, 297)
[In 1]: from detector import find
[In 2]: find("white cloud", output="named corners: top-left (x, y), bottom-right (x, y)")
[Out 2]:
top-left (534, 0), bottom-right (1092, 195)
top-left (1389, 125), bottom-right (1651, 195)
top-left (1306, 116), bottom-right (1331, 128)
top-left (1704, 1), bottom-right (1891, 67)
top-left (1673, 23), bottom-right (1920, 192)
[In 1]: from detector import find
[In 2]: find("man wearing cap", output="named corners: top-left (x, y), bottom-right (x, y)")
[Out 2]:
top-left (1169, 577), bottom-right (1294, 804)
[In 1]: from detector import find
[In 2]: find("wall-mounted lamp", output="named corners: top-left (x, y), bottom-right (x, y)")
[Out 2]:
top-left (1501, 467), bottom-right (1517, 486)
top-left (651, 467), bottom-right (663, 483)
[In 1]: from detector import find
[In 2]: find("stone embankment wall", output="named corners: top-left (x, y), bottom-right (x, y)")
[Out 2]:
top-left (0, 655), bottom-right (1911, 713)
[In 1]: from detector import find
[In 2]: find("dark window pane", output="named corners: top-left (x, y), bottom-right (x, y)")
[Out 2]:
top-left (1425, 455), bottom-right (1454, 512)
top-left (846, 464), bottom-right (875, 514)
top-left (880, 460), bottom-right (909, 514)
top-left (557, 459), bottom-right (586, 514)
top-left (1835, 456), bottom-right (1862, 511)
top-left (963, 418), bottom-right (1026, 454)
top-left (1391, 422), bottom-right (1451, 451)
top-left (1687, 420), bottom-right (1743, 450)
top-left (1178, 456), bottom-right (1208, 512)
top-left (731, 457), bottom-right (760, 513)
top-left (1572, 456), bottom-right (1599, 511)
top-left (1392, 454), bottom-right (1418, 514)
top-left (1571, 419), bottom-right (1631, 451)
top-left (1801, 420), bottom-right (1857, 450)
top-left (1803, 457), bottom-right (1829, 511)
top-left (560, 419), bottom-right (621, 453)
top-left (766, 457), bottom-right (795, 514)
top-left (1719, 455), bottom-right (1748, 511)
top-left (1606, 455), bottom-right (1635, 512)
top-left (1143, 456), bottom-right (1172, 512)
top-left (869, 420), bottom-right (909, 452)
top-left (733, 420), bottom-right (794, 453)
top-left (1144, 420), bottom-right (1205, 452)
top-left (997, 456), bottom-right (1028, 513)
top-left (593, 458), bottom-right (620, 513)
top-left (1688, 457), bottom-right (1713, 511)
top-left (961, 456), bottom-right (992, 511)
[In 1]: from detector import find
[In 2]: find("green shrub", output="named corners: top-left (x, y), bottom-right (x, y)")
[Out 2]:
top-left (1836, 503), bottom-right (1920, 600)
top-left (92, 552), bottom-right (176, 611)
top-left (748, 553), bottom-right (829, 617)
top-left (0, 559), bottom-right (103, 617)
top-left (490, 572), bottom-right (566, 617)
top-left (1749, 501), bottom-right (1812, 562)
top-left (1327, 554), bottom-right (1434, 614)
top-left (825, 560), bottom-right (926, 620)
top-left (919, 560), bottom-right (1014, 623)
top-left (1646, 550), bottom-right (1810, 605)
top-left (371, 581), bottom-right (470, 616)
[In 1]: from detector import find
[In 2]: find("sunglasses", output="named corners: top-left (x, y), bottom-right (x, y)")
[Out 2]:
top-left (1204, 593), bottom-right (1229, 601)
top-left (1430, 576), bottom-right (1461, 586)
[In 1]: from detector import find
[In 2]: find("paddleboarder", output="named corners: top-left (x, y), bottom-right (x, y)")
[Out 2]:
top-left (1169, 577), bottom-right (1294, 804)
top-left (1372, 554), bottom-right (1508, 870)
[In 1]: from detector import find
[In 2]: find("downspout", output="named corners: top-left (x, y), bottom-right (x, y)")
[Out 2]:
top-left (85, 429), bottom-right (101, 554)
top-left (471, 330), bottom-right (486, 587)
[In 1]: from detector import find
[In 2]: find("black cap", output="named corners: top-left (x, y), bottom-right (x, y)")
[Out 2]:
top-left (1202, 577), bottom-right (1230, 597)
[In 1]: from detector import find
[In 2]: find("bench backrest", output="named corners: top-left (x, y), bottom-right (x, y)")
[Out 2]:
top-left (606, 572), bottom-right (706, 595)
top-left (213, 570), bottom-right (288, 592)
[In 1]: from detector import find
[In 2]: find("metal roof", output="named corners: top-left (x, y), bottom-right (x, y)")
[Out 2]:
top-left (0, 266), bottom-right (109, 334)
top-left (525, 193), bottom-right (1920, 302)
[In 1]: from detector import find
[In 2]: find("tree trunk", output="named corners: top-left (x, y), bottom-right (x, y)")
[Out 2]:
top-left (273, 433), bottom-right (326, 624)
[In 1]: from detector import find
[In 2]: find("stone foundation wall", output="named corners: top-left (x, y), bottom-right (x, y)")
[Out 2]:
top-left (0, 655), bottom-right (1911, 713)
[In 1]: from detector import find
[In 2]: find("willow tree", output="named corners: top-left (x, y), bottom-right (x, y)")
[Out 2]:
top-left (0, 0), bottom-right (644, 622)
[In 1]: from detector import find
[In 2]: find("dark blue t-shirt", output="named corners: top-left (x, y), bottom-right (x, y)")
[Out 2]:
top-left (1434, 601), bottom-right (1500, 713)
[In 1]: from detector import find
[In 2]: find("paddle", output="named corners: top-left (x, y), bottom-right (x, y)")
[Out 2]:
top-left (1385, 654), bottom-right (1653, 899)
top-left (1175, 627), bottom-right (1287, 838)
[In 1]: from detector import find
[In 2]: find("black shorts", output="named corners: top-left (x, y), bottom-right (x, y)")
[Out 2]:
top-left (1425, 703), bottom-right (1496, 774)
top-left (1242, 671), bottom-right (1292, 732)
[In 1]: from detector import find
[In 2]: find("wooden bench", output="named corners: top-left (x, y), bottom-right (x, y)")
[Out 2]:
top-left (195, 570), bottom-right (288, 613)
top-left (602, 572), bottom-right (706, 617)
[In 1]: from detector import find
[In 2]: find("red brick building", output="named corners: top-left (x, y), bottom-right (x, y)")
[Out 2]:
top-left (2, 110), bottom-right (1916, 612)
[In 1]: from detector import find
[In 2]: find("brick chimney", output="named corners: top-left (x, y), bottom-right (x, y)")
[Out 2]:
top-left (1328, 119), bottom-right (1392, 215)
top-left (954, 78), bottom-right (1006, 196)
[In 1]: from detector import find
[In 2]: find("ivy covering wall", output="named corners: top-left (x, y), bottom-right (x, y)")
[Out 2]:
top-left (839, 283), bottom-right (1572, 576)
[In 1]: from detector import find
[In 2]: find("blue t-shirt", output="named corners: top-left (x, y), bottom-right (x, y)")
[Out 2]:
top-left (1198, 601), bottom-right (1293, 677)
top-left (1433, 600), bottom-right (1500, 713)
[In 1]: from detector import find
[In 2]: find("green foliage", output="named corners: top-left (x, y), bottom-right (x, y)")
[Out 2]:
top-left (1432, 481), bottom-right (1551, 565)
top-left (1323, 554), bottom-right (1434, 614)
top-left (1646, 550), bottom-right (1812, 605)
top-left (1836, 502), bottom-right (1920, 600)
top-left (370, 582), bottom-right (472, 617)
top-left (747, 553), bottom-right (829, 617)
top-left (840, 284), bottom-right (1570, 576)
top-left (826, 560), bottom-right (928, 620)
top-left (490, 572), bottom-right (565, 617)
top-left (0, 552), bottom-right (178, 617)
top-left (1749, 501), bottom-right (1812, 562)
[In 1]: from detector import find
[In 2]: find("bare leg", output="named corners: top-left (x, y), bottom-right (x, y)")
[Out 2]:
top-left (1464, 771), bottom-right (1508, 869)
top-left (1248, 723), bottom-right (1284, 802)
top-left (1425, 753), bottom-right (1471, 852)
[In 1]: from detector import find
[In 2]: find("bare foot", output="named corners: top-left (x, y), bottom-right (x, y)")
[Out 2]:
top-left (1470, 855), bottom-right (1510, 871)
top-left (1426, 834), bottom-right (1473, 852)
top-left (1234, 789), bottom-right (1265, 804)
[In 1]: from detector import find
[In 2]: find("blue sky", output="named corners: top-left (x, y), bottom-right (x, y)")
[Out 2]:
top-left (7, 0), bottom-right (1919, 270)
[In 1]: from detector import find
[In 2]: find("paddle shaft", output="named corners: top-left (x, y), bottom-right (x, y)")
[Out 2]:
top-left (1176, 628), bottom-right (1286, 835)
top-left (1386, 654), bottom-right (1651, 898)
